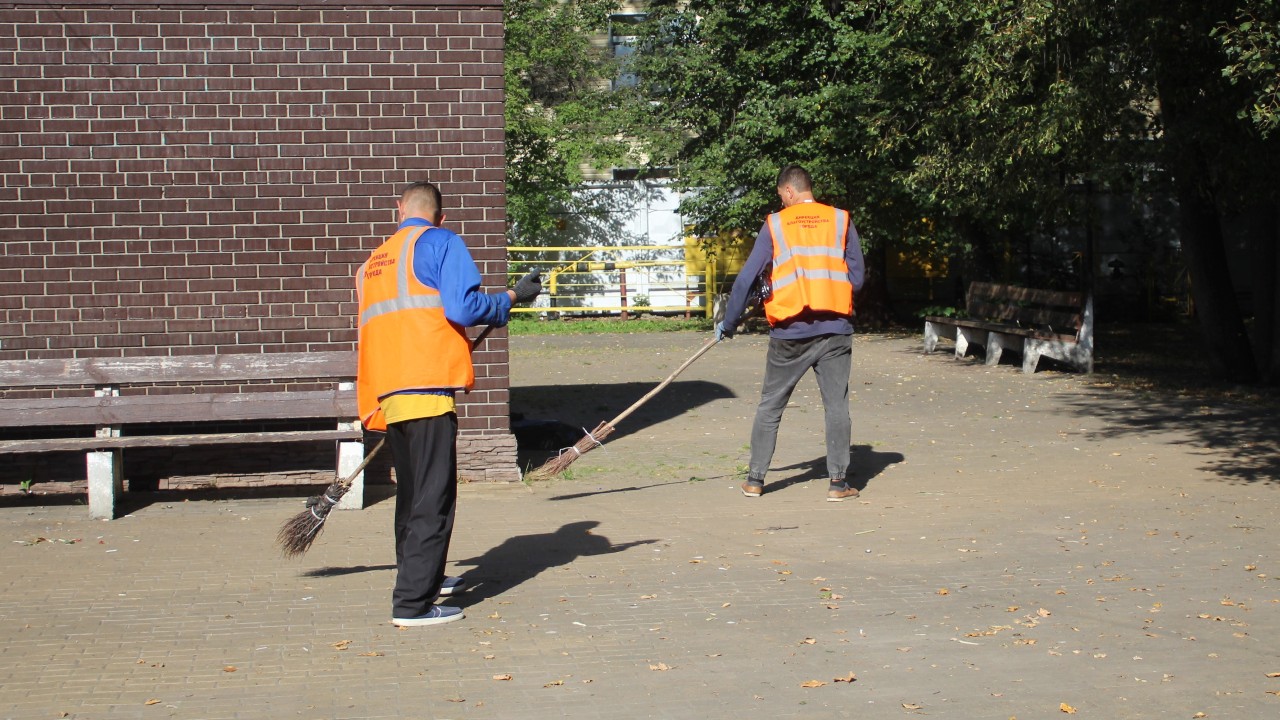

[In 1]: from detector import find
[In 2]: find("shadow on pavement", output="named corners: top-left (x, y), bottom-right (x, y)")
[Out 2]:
top-left (301, 564), bottom-right (396, 578)
top-left (1064, 393), bottom-right (1280, 486)
top-left (450, 520), bottom-right (658, 608)
top-left (763, 444), bottom-right (905, 494)
top-left (511, 379), bottom-right (735, 466)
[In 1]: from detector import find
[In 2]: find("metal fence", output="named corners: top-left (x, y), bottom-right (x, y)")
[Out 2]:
top-left (507, 243), bottom-right (725, 318)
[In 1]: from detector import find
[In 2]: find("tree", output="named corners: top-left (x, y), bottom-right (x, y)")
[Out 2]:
top-left (629, 0), bottom-right (1280, 382)
top-left (504, 0), bottom-right (644, 247)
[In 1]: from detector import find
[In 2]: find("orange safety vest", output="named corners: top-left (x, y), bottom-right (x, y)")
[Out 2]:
top-left (356, 225), bottom-right (474, 431)
top-left (763, 202), bottom-right (854, 325)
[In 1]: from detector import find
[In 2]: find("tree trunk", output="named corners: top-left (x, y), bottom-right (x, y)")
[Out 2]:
top-left (1176, 181), bottom-right (1259, 383)
top-left (1257, 206), bottom-right (1280, 383)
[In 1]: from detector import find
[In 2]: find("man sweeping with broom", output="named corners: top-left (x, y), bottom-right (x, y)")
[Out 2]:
top-left (358, 181), bottom-right (541, 627)
top-left (716, 164), bottom-right (866, 502)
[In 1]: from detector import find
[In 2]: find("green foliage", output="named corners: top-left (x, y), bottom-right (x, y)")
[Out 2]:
top-left (505, 1), bottom-right (661, 246)
top-left (916, 305), bottom-right (959, 319)
top-left (1214, 3), bottom-right (1280, 137)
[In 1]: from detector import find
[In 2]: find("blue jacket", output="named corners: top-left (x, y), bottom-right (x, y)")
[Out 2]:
top-left (399, 217), bottom-right (512, 328)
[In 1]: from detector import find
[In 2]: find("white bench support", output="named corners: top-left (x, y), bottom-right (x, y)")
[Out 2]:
top-left (88, 385), bottom-right (122, 520)
top-left (334, 382), bottom-right (364, 510)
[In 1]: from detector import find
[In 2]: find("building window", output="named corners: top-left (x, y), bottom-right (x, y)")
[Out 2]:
top-left (608, 13), bottom-right (646, 90)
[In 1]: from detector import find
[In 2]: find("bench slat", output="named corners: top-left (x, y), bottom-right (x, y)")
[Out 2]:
top-left (0, 429), bottom-right (363, 454)
top-left (0, 351), bottom-right (357, 389)
top-left (0, 390), bottom-right (356, 428)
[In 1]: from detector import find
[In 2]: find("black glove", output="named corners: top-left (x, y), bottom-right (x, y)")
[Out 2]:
top-left (512, 270), bottom-right (542, 304)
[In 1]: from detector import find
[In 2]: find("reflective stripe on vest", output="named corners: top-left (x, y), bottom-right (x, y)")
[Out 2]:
top-left (357, 227), bottom-right (444, 326)
top-left (767, 210), bottom-right (849, 291)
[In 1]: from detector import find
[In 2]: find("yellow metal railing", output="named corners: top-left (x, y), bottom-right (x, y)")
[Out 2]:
top-left (507, 244), bottom-right (719, 318)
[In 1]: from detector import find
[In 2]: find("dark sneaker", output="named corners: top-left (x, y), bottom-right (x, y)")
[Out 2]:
top-left (741, 480), bottom-right (764, 498)
top-left (438, 576), bottom-right (467, 597)
top-left (391, 605), bottom-right (464, 627)
top-left (827, 483), bottom-right (859, 502)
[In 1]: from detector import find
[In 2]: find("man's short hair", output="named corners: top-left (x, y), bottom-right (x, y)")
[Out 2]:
top-left (401, 181), bottom-right (442, 215)
top-left (776, 164), bottom-right (812, 193)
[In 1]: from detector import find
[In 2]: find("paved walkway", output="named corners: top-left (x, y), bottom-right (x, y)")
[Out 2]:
top-left (1, 331), bottom-right (1276, 719)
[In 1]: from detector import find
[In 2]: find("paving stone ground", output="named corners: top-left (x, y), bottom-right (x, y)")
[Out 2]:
top-left (1, 331), bottom-right (1276, 720)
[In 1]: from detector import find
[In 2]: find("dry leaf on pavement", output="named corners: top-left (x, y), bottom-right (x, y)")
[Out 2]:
top-left (834, 672), bottom-right (857, 683)
top-left (144, 699), bottom-right (161, 706)
top-left (1060, 702), bottom-right (1077, 714)
top-left (800, 680), bottom-right (826, 688)
top-left (222, 666), bottom-right (237, 672)
top-left (903, 702), bottom-right (922, 710)
top-left (331, 640), bottom-right (352, 650)
top-left (649, 663), bottom-right (672, 671)
top-left (492, 674), bottom-right (512, 681)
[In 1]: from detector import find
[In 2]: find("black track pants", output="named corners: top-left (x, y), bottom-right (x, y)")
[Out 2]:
top-left (387, 412), bottom-right (458, 618)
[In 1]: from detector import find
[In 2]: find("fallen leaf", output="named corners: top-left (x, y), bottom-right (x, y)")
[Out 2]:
top-left (488, 612), bottom-right (501, 619)
top-left (357, 651), bottom-right (384, 657)
top-left (1193, 713), bottom-right (1206, 719)
top-left (492, 674), bottom-right (512, 681)
top-left (222, 666), bottom-right (237, 672)
top-left (1038, 608), bottom-right (1052, 617)
top-left (331, 640), bottom-right (352, 651)
top-left (544, 680), bottom-right (564, 687)
top-left (1060, 702), bottom-right (1077, 714)
top-left (800, 638), bottom-right (817, 645)
top-left (1007, 606), bottom-right (1020, 612)
top-left (640, 594), bottom-right (657, 600)
top-left (801, 680), bottom-right (826, 688)
top-left (444, 697), bottom-right (465, 703)
top-left (649, 663), bottom-right (672, 671)
top-left (903, 702), bottom-right (922, 710)
top-left (937, 588), bottom-right (950, 596)
top-left (483, 654), bottom-right (496, 660)
top-left (144, 699), bottom-right (161, 706)
top-left (722, 602), bottom-right (731, 608)
top-left (1266, 672), bottom-right (1280, 678)
top-left (834, 672), bottom-right (857, 683)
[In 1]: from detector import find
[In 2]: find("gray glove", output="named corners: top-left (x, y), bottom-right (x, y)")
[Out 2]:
top-left (512, 270), bottom-right (542, 304)
top-left (715, 321), bottom-right (735, 342)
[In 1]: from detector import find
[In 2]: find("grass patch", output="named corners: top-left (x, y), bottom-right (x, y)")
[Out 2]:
top-left (510, 315), bottom-right (714, 336)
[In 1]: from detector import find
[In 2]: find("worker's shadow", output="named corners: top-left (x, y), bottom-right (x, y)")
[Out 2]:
top-left (449, 520), bottom-right (657, 608)
top-left (765, 444), bottom-right (905, 494)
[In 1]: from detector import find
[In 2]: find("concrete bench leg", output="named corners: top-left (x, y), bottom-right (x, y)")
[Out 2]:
top-left (87, 450), bottom-right (123, 520)
top-left (987, 332), bottom-right (1018, 366)
top-left (335, 417), bottom-right (365, 511)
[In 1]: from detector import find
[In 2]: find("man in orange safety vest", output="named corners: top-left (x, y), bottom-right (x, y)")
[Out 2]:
top-left (716, 164), bottom-right (866, 502)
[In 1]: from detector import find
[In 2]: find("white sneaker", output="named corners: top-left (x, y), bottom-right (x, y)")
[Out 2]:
top-left (391, 605), bottom-right (464, 627)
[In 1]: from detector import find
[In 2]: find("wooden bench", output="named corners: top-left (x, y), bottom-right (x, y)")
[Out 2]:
top-left (923, 282), bottom-right (1094, 373)
top-left (0, 351), bottom-right (367, 519)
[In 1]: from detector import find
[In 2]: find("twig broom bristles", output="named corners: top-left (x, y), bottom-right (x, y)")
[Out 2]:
top-left (524, 335), bottom-right (721, 482)
top-left (276, 437), bottom-right (386, 558)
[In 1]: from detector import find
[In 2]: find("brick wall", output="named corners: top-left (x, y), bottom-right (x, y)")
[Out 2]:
top-left (0, 1), bottom-right (519, 487)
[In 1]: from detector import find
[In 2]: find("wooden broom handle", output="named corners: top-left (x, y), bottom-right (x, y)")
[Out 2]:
top-left (604, 336), bottom-right (721, 430)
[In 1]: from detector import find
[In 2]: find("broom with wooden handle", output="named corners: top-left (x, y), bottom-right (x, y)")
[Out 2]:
top-left (276, 325), bottom-right (495, 558)
top-left (523, 335), bottom-right (721, 482)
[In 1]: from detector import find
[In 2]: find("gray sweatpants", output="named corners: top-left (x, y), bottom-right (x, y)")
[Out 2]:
top-left (747, 333), bottom-right (853, 484)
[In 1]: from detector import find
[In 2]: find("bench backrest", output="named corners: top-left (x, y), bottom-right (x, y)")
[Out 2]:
top-left (0, 351), bottom-right (357, 389)
top-left (966, 282), bottom-right (1084, 334)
